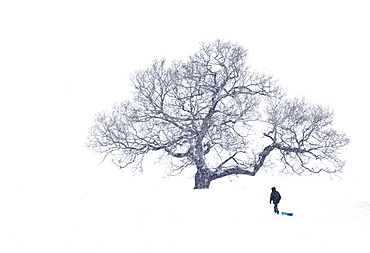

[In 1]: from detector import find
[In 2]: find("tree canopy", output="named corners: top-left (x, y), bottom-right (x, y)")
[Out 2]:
top-left (87, 40), bottom-right (350, 189)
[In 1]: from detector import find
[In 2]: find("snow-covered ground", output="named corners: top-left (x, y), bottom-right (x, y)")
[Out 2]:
top-left (2, 166), bottom-right (369, 253)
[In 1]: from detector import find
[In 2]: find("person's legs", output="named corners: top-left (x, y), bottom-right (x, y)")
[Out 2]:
top-left (274, 203), bottom-right (279, 214)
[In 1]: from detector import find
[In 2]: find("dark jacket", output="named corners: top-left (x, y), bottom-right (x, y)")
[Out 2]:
top-left (270, 188), bottom-right (281, 204)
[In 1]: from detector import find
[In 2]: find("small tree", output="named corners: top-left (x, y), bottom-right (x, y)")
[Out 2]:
top-left (87, 40), bottom-right (350, 189)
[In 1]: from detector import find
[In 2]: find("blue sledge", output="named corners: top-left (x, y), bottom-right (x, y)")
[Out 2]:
top-left (281, 212), bottom-right (293, 216)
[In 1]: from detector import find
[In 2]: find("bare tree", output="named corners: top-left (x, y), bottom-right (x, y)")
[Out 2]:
top-left (87, 40), bottom-right (350, 189)
top-left (264, 97), bottom-right (349, 174)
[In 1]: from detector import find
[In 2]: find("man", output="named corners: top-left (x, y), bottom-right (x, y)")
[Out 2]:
top-left (270, 187), bottom-right (281, 214)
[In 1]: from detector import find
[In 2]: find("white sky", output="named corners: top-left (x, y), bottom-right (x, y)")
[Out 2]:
top-left (1, 0), bottom-right (369, 195)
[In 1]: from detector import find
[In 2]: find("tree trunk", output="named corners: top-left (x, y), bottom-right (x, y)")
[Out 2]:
top-left (194, 169), bottom-right (212, 189)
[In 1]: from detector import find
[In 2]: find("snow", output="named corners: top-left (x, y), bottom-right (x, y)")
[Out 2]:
top-left (1, 1), bottom-right (370, 252)
top-left (2, 168), bottom-right (369, 253)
